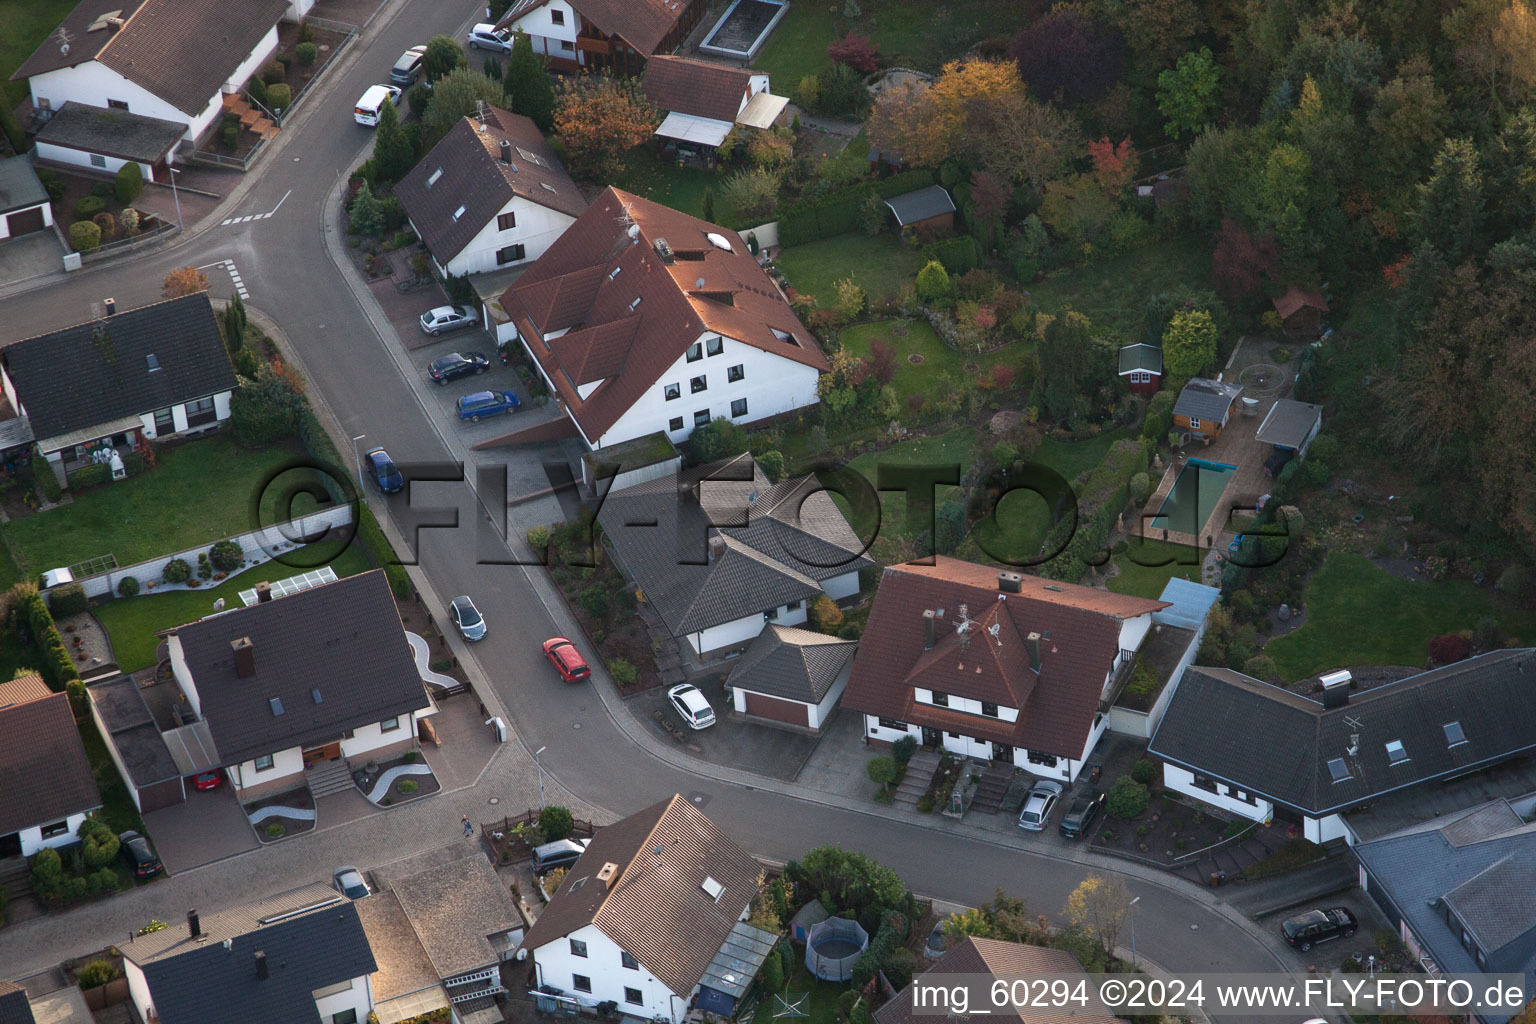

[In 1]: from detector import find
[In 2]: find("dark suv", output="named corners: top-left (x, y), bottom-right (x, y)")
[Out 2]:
top-left (1281, 907), bottom-right (1357, 951)
top-left (1058, 789), bottom-right (1105, 839)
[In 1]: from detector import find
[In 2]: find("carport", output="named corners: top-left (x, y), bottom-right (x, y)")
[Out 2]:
top-left (654, 112), bottom-right (734, 149)
top-left (1255, 398), bottom-right (1322, 459)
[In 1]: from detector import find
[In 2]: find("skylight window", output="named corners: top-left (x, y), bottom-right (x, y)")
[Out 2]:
top-left (427, 167), bottom-right (443, 187)
top-left (629, 297), bottom-right (642, 310)
top-left (269, 697), bottom-right (285, 716)
top-left (517, 146), bottom-right (541, 165)
top-left (541, 182), bottom-right (557, 193)
top-left (608, 267), bottom-right (621, 280)
top-left (311, 688), bottom-right (323, 705)
top-left (1444, 721), bottom-right (1467, 747)
top-left (1385, 739), bottom-right (1408, 764)
top-left (1327, 758), bottom-right (1349, 783)
top-left (701, 877), bottom-right (724, 902)
top-left (452, 205), bottom-right (466, 222)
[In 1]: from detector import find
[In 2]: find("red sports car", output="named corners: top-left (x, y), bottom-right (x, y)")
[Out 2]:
top-left (542, 637), bottom-right (591, 683)
top-left (192, 771), bottom-right (222, 791)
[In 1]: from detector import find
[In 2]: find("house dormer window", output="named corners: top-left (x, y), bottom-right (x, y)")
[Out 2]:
top-left (931, 692), bottom-right (949, 707)
top-left (981, 702), bottom-right (998, 718)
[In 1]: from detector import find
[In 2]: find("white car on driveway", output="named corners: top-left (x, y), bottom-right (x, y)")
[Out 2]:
top-left (467, 23), bottom-right (514, 52)
top-left (419, 305), bottom-right (477, 336)
top-left (667, 683), bottom-right (716, 730)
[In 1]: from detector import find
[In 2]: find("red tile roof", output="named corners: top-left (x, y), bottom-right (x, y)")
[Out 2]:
top-left (876, 937), bottom-right (1120, 1024)
top-left (841, 557), bottom-right (1168, 757)
top-left (499, 0), bottom-right (698, 55)
top-left (641, 56), bottom-right (755, 123)
top-left (501, 187), bottom-right (827, 443)
top-left (1272, 285), bottom-right (1329, 320)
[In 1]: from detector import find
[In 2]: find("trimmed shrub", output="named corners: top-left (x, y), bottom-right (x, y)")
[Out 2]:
top-left (219, 116), bottom-right (240, 151)
top-left (1429, 634), bottom-right (1470, 664)
top-left (115, 161), bottom-right (144, 204)
top-left (607, 656), bottom-right (639, 687)
top-left (33, 452), bottom-right (61, 501)
top-left (77, 960), bottom-right (120, 989)
top-left (891, 735), bottom-right (917, 766)
top-left (69, 220), bottom-right (102, 252)
top-left (48, 583), bottom-right (88, 617)
top-left (74, 195), bottom-right (107, 220)
top-left (540, 805), bottom-right (575, 841)
top-left (261, 60), bottom-right (286, 84)
top-left (209, 540), bottom-right (243, 572)
top-left (117, 576), bottom-right (140, 598)
top-left (266, 83), bottom-right (292, 109)
top-left (579, 585), bottom-right (609, 618)
top-left (92, 211), bottom-right (116, 241)
top-left (915, 260), bottom-right (951, 302)
top-left (69, 463), bottom-right (112, 489)
top-left (296, 41), bottom-right (318, 64)
top-left (248, 74), bottom-right (269, 106)
top-left (38, 168), bottom-right (65, 202)
top-left (161, 558), bottom-right (192, 584)
top-left (1106, 775), bottom-right (1150, 818)
top-left (1129, 758), bottom-right (1157, 786)
top-left (1242, 654), bottom-right (1279, 681)
top-left (397, 779), bottom-right (419, 794)
top-left (83, 831), bottom-right (119, 868)
top-left (921, 235), bottom-right (981, 276)
top-left (31, 847), bottom-right (64, 901)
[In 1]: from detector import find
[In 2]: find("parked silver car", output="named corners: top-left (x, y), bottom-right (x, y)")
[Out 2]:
top-left (1017, 780), bottom-right (1064, 831)
top-left (419, 304), bottom-right (477, 336)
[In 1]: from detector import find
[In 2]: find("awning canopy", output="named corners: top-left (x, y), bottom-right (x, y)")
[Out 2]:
top-left (37, 413), bottom-right (142, 454)
top-left (163, 720), bottom-right (220, 775)
top-left (699, 921), bottom-right (779, 999)
top-left (736, 91), bottom-right (789, 129)
top-left (655, 111), bottom-right (734, 147)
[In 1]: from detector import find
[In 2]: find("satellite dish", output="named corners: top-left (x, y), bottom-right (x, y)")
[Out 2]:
top-left (695, 277), bottom-right (706, 288)
top-left (61, 42), bottom-right (70, 54)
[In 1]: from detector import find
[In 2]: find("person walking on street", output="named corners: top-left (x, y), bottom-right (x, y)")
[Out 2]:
top-left (462, 815), bottom-right (473, 838)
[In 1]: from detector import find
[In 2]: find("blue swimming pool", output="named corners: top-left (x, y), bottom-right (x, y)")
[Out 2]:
top-left (1149, 458), bottom-right (1236, 535)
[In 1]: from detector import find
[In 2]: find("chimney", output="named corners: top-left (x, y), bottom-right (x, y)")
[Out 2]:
top-left (231, 636), bottom-right (255, 678)
top-left (1319, 669), bottom-right (1352, 709)
top-left (255, 581), bottom-right (272, 603)
top-left (499, 139), bottom-right (512, 164)
top-left (708, 534), bottom-right (726, 562)
top-left (997, 571), bottom-right (1023, 594)
top-left (104, 297), bottom-right (117, 316)
top-left (922, 609), bottom-right (936, 650)
top-left (597, 862), bottom-right (619, 890)
top-left (1025, 631), bottom-right (1042, 672)
top-left (254, 951), bottom-right (268, 980)
top-left (187, 909), bottom-right (200, 938)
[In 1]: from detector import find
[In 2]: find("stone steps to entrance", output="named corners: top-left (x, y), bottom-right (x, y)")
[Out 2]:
top-left (893, 752), bottom-right (940, 808)
top-left (968, 763), bottom-right (1014, 815)
top-left (0, 857), bottom-right (33, 898)
top-left (306, 760), bottom-right (356, 799)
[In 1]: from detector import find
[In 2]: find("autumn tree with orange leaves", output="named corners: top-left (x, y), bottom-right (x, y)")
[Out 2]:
top-left (553, 74), bottom-right (658, 179)
top-left (162, 266), bottom-right (208, 299)
top-left (867, 57), bottom-right (1022, 170)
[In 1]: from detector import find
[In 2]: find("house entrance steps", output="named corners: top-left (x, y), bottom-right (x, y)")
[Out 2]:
top-left (893, 750), bottom-right (940, 808)
top-left (968, 762), bottom-right (1015, 814)
top-left (306, 759), bottom-right (355, 799)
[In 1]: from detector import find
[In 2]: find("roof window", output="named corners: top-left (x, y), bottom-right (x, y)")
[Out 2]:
top-left (452, 205), bottom-right (466, 222)
top-left (427, 167), bottom-right (443, 187)
top-left (701, 877), bottom-right (724, 902)
top-left (1385, 739), bottom-right (1408, 764)
top-left (269, 697), bottom-right (285, 716)
top-left (1327, 758), bottom-right (1349, 783)
top-left (1444, 721), bottom-right (1467, 747)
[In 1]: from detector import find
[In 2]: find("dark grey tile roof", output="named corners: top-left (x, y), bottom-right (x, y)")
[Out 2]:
top-left (395, 108), bottom-right (585, 265)
top-left (171, 570), bottom-right (428, 767)
top-left (89, 675), bottom-right (180, 787)
top-left (0, 982), bottom-right (34, 1024)
top-left (599, 456), bottom-right (872, 635)
top-left (883, 186), bottom-right (955, 227)
top-left (389, 854), bottom-right (521, 979)
top-left (0, 692), bottom-right (101, 835)
top-left (2, 292), bottom-right (235, 445)
top-left (1172, 377), bottom-right (1243, 421)
top-left (36, 100), bottom-right (185, 163)
top-left (1356, 807), bottom-right (1536, 985)
top-left (130, 888), bottom-right (376, 1024)
top-left (1255, 398), bottom-right (1321, 449)
top-left (726, 624), bottom-right (856, 705)
top-left (1149, 649), bottom-right (1536, 815)
top-left (0, 156), bottom-right (48, 215)
top-left (1117, 342), bottom-right (1161, 375)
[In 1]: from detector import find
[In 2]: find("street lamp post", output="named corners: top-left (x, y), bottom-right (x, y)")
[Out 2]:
top-left (1128, 896), bottom-right (1141, 968)
top-left (166, 162), bottom-right (183, 231)
top-left (533, 746), bottom-right (547, 809)
top-left (351, 434), bottom-right (366, 495)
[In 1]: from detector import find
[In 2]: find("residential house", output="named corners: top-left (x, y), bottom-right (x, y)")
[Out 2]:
top-left (369, 850), bottom-right (526, 1010)
top-left (1103, 577), bottom-right (1221, 740)
top-left (1272, 285), bottom-right (1329, 339)
top-left (874, 936), bottom-right (1120, 1024)
top-left (498, 187), bottom-right (827, 452)
top-left (840, 557), bottom-right (1170, 783)
top-left (725, 624), bottom-right (857, 732)
top-left (1355, 801), bottom-right (1536, 1021)
top-left (34, 100), bottom-right (185, 182)
top-left (494, 0), bottom-right (705, 75)
top-left (0, 156), bottom-right (54, 242)
top-left (394, 107), bottom-right (587, 280)
top-left (1171, 377), bottom-right (1243, 441)
top-left (353, 893), bottom-right (452, 1024)
top-left (0, 292), bottom-right (236, 487)
top-left (883, 186), bottom-right (955, 234)
top-left (0, 983), bottom-right (34, 1024)
top-left (597, 456), bottom-right (872, 657)
top-left (159, 569), bottom-right (432, 801)
top-left (1117, 342), bottom-right (1162, 395)
top-left (0, 674), bottom-right (101, 858)
top-left (12, 0), bottom-right (291, 159)
top-left (640, 56), bottom-right (787, 155)
top-left (519, 794), bottom-right (776, 1024)
top-left (122, 884), bottom-right (377, 1024)
top-left (1148, 649), bottom-right (1536, 846)
top-left (1255, 397), bottom-right (1322, 476)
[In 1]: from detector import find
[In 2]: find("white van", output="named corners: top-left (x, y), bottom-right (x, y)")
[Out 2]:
top-left (354, 84), bottom-right (401, 127)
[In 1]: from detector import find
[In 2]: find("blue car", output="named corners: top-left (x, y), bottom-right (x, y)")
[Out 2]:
top-left (364, 447), bottom-right (404, 493)
top-left (456, 390), bottom-right (521, 422)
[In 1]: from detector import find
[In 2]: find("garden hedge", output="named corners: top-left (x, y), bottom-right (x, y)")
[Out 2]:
top-left (73, 195), bottom-right (107, 220)
top-left (114, 162), bottom-right (143, 204)
top-left (69, 463), bottom-right (112, 490)
top-left (357, 503), bottom-right (412, 600)
top-left (48, 583), bottom-right (88, 617)
top-left (12, 584), bottom-right (80, 691)
top-left (920, 235), bottom-right (981, 275)
top-left (777, 169), bottom-right (938, 247)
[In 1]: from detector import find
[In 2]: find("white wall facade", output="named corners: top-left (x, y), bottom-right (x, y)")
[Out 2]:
top-left (221, 26), bottom-right (281, 98)
top-left (913, 688), bottom-right (1021, 724)
top-left (504, 0), bottom-right (580, 61)
top-left (34, 140), bottom-right (154, 180)
top-left (313, 975), bottom-right (374, 1023)
top-left (16, 811), bottom-right (92, 857)
top-left (433, 195), bottom-right (578, 278)
top-left (533, 923), bottom-right (682, 1023)
top-left (821, 569), bottom-right (860, 601)
top-left (124, 960), bottom-right (154, 1024)
top-left (339, 712), bottom-right (427, 759)
top-left (1305, 812), bottom-right (1351, 846)
top-left (137, 390), bottom-right (234, 440)
top-left (0, 199), bottom-right (54, 241)
top-left (688, 599), bottom-right (807, 655)
top-left (285, 0), bottom-right (319, 20)
top-left (229, 745), bottom-right (304, 795)
top-left (597, 331), bottom-right (821, 450)
top-left (1162, 764), bottom-right (1273, 822)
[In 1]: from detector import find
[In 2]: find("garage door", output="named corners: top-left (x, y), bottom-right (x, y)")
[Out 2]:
top-left (744, 691), bottom-right (809, 727)
top-left (6, 206), bottom-right (46, 237)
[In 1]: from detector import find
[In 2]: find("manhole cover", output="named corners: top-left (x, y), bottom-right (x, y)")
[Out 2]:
top-left (907, 353), bottom-right (925, 364)
top-left (688, 791), bottom-right (712, 808)
top-left (489, 796), bottom-right (500, 805)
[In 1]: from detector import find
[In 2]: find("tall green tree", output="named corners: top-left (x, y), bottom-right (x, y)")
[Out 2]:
top-left (371, 99), bottom-right (414, 183)
top-left (1157, 46), bottom-right (1221, 138)
top-left (1162, 309), bottom-right (1219, 384)
top-left (504, 32), bottom-right (556, 131)
top-left (422, 35), bottom-right (467, 83)
top-left (1032, 309), bottom-right (1107, 421)
top-left (423, 68), bottom-right (508, 136)
top-left (1416, 137), bottom-right (1485, 265)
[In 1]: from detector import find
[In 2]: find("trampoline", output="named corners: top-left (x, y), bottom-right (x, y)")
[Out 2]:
top-left (804, 916), bottom-right (869, 982)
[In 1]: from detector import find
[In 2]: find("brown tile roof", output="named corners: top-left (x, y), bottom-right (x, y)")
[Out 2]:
top-left (1272, 285), bottom-right (1329, 320)
top-left (0, 673), bottom-right (51, 707)
top-left (875, 938), bottom-right (1119, 1024)
top-left (395, 107), bottom-right (586, 266)
top-left (841, 557), bottom-right (1168, 758)
top-left (11, 0), bottom-right (148, 81)
top-left (520, 795), bottom-right (762, 996)
top-left (0, 692), bottom-right (101, 835)
top-left (501, 187), bottom-right (827, 443)
top-left (641, 56), bottom-right (755, 123)
top-left (499, 0), bottom-right (698, 55)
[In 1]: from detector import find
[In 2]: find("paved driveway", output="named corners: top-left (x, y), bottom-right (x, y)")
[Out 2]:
top-left (0, 230), bottom-right (67, 289)
top-left (142, 785), bottom-right (258, 873)
top-left (627, 674), bottom-right (824, 782)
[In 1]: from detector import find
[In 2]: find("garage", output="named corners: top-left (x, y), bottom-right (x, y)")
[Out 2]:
top-left (6, 206), bottom-right (45, 237)
top-left (744, 691), bottom-right (809, 727)
top-left (0, 155), bottom-right (54, 243)
top-left (728, 624), bottom-right (858, 734)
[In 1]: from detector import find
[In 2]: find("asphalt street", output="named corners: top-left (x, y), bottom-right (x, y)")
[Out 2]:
top-left (0, 0), bottom-right (1302, 1000)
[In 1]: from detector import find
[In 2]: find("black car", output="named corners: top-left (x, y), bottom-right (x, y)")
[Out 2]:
top-left (1058, 789), bottom-right (1105, 839)
top-left (119, 830), bottom-right (164, 879)
top-left (428, 351), bottom-right (491, 384)
top-left (1281, 907), bottom-right (1357, 951)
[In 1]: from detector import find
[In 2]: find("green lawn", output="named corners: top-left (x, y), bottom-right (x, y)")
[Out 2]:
top-left (749, 960), bottom-right (849, 1024)
top-left (612, 148), bottom-right (730, 224)
top-left (844, 427), bottom-right (975, 543)
top-left (1026, 233), bottom-right (1215, 342)
top-left (1265, 553), bottom-right (1536, 682)
top-left (1, 437), bottom-right (329, 579)
top-left (1107, 539), bottom-right (1202, 600)
top-left (839, 320), bottom-right (1028, 403)
top-left (775, 233), bottom-right (925, 308)
top-left (94, 542), bottom-right (374, 673)
top-left (0, 0), bottom-right (74, 108)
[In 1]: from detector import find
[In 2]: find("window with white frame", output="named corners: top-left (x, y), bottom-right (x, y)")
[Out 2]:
top-left (380, 717), bottom-right (401, 732)
top-left (664, 382), bottom-right (680, 401)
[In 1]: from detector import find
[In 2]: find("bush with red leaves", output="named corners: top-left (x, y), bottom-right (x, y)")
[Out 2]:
top-left (867, 340), bottom-right (896, 386)
top-left (827, 32), bottom-right (879, 73)
top-left (1428, 634), bottom-right (1470, 664)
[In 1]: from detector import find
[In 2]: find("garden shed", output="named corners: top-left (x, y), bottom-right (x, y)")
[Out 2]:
top-left (789, 899), bottom-right (828, 943)
top-left (883, 186), bottom-right (955, 232)
top-left (1271, 286), bottom-right (1329, 339)
top-left (1255, 399), bottom-right (1322, 459)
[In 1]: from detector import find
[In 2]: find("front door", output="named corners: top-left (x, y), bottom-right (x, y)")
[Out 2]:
top-left (992, 743), bottom-right (1013, 763)
top-left (920, 726), bottom-right (941, 748)
top-left (303, 742), bottom-right (341, 766)
top-left (0, 831), bottom-right (20, 859)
